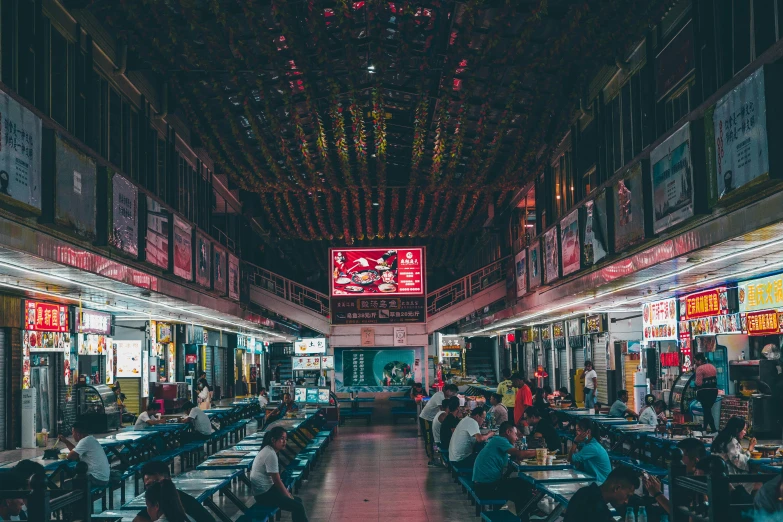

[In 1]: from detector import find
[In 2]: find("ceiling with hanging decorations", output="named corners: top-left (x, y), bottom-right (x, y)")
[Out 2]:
top-left (84, 0), bottom-right (672, 289)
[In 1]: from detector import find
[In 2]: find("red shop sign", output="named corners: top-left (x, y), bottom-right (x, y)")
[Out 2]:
top-left (25, 301), bottom-right (69, 332)
top-left (185, 354), bottom-right (197, 364)
top-left (745, 310), bottom-right (783, 336)
top-left (680, 288), bottom-right (729, 320)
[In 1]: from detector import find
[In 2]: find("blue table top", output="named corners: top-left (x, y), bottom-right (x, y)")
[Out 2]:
top-left (512, 462), bottom-right (574, 472)
top-left (536, 480), bottom-right (594, 505)
top-left (0, 456), bottom-right (75, 472)
top-left (761, 463), bottom-right (782, 473)
top-left (196, 457), bottom-right (254, 470)
top-left (178, 468), bottom-right (244, 481)
top-left (122, 480), bottom-right (224, 508)
top-left (518, 469), bottom-right (595, 485)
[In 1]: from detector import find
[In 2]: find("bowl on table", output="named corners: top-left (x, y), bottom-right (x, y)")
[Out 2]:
top-left (751, 451), bottom-right (763, 459)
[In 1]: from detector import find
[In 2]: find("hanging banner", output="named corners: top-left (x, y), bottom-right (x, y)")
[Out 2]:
top-left (195, 233), bottom-right (211, 288)
top-left (714, 67), bottom-right (769, 199)
top-left (55, 135), bottom-right (97, 239)
top-left (583, 198), bottom-right (607, 266)
top-left (0, 90), bottom-right (42, 211)
top-left (651, 122), bottom-right (694, 233)
top-left (613, 162), bottom-right (646, 251)
top-left (528, 241), bottom-right (542, 289)
top-left (228, 254), bottom-right (240, 300)
top-left (172, 216), bottom-right (193, 280)
top-left (560, 209), bottom-right (581, 276)
top-left (110, 173), bottom-right (138, 256)
top-left (514, 249), bottom-right (527, 297)
top-left (145, 196), bottom-right (169, 269)
top-left (642, 298), bottom-right (679, 341)
top-left (213, 244), bottom-right (227, 295)
top-left (543, 227), bottom-right (559, 284)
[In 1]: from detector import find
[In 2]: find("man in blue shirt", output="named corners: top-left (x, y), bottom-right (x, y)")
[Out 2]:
top-left (568, 418), bottom-right (612, 484)
top-left (472, 421), bottom-right (536, 513)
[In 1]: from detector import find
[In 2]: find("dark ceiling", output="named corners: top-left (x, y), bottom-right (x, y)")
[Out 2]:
top-left (83, 0), bottom-right (672, 291)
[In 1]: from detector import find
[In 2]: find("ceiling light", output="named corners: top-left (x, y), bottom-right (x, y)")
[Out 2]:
top-left (368, 65), bottom-right (375, 70)
top-left (372, 202), bottom-right (379, 206)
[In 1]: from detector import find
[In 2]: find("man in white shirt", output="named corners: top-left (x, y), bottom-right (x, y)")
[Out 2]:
top-left (57, 421), bottom-right (111, 485)
top-left (419, 384), bottom-right (459, 467)
top-left (449, 407), bottom-right (495, 468)
top-left (180, 401), bottom-right (214, 442)
top-left (134, 402), bottom-right (165, 430)
top-left (639, 400), bottom-right (666, 426)
top-left (258, 387), bottom-right (269, 408)
top-left (583, 361), bottom-right (598, 408)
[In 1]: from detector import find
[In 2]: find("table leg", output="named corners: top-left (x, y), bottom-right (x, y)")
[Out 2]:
top-left (543, 503), bottom-right (565, 522)
top-left (220, 487), bottom-right (249, 512)
top-left (239, 473), bottom-right (252, 487)
top-left (204, 498), bottom-right (234, 522)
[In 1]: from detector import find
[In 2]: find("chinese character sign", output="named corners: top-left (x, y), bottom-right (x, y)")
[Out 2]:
top-left (650, 122), bottom-right (694, 233)
top-left (0, 90), bottom-right (42, 210)
top-left (714, 67), bottom-right (769, 199)
top-left (25, 301), bottom-right (69, 332)
top-left (745, 310), bottom-right (782, 336)
top-left (680, 288), bottom-right (730, 320)
top-left (77, 309), bottom-right (111, 335)
top-left (330, 248), bottom-right (424, 296)
top-left (295, 338), bottom-right (327, 354)
top-left (642, 298), bottom-right (678, 341)
top-left (738, 274), bottom-right (783, 313)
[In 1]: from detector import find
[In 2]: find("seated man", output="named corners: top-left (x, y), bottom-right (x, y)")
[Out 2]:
top-left (409, 382), bottom-right (427, 399)
top-left (639, 400), bottom-right (666, 426)
top-left (132, 460), bottom-right (215, 522)
top-left (563, 467), bottom-right (640, 522)
top-left (567, 418), bottom-right (611, 484)
top-left (0, 473), bottom-right (25, 521)
top-left (643, 438), bottom-right (707, 515)
top-left (12, 460), bottom-right (46, 520)
top-left (754, 465), bottom-right (783, 515)
top-left (258, 387), bottom-right (269, 408)
top-left (438, 396), bottom-right (461, 454)
top-left (134, 401), bottom-right (165, 430)
top-left (557, 387), bottom-right (574, 403)
top-left (472, 421), bottom-right (536, 513)
top-left (448, 407), bottom-right (494, 468)
top-left (523, 406), bottom-right (560, 453)
top-left (57, 420), bottom-right (111, 486)
top-left (609, 390), bottom-right (638, 419)
top-left (179, 400), bottom-right (214, 442)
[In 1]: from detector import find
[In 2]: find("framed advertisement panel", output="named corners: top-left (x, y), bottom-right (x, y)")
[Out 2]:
top-left (228, 254), bottom-right (240, 300)
top-left (613, 162), bottom-right (646, 251)
top-left (195, 233), bottom-right (211, 288)
top-left (514, 249), bottom-right (527, 298)
top-left (651, 122), bottom-right (694, 233)
top-left (213, 244), bottom-right (228, 295)
top-left (109, 173), bottom-right (138, 256)
top-left (560, 209), bottom-right (580, 276)
top-left (172, 216), bottom-right (193, 281)
top-left (543, 227), bottom-right (559, 284)
top-left (0, 90), bottom-right (42, 212)
top-left (528, 241), bottom-right (542, 290)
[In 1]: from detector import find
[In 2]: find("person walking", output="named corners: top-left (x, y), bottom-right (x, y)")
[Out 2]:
top-left (693, 353), bottom-right (719, 433)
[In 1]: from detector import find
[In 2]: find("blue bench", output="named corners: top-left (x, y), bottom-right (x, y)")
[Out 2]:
top-left (458, 476), bottom-right (508, 516)
top-left (237, 504), bottom-right (280, 522)
top-left (481, 511), bottom-right (521, 522)
top-left (339, 408), bottom-right (373, 426)
top-left (609, 453), bottom-right (667, 476)
top-left (450, 461), bottom-right (472, 481)
top-left (391, 407), bottom-right (418, 423)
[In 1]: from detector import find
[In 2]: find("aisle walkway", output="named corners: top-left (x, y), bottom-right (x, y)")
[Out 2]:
top-left (293, 423), bottom-right (477, 522)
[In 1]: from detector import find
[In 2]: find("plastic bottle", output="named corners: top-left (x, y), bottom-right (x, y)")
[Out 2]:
top-left (740, 350), bottom-right (745, 361)
top-left (637, 506), bottom-right (647, 522)
top-left (625, 507), bottom-right (636, 522)
top-left (521, 436), bottom-right (527, 451)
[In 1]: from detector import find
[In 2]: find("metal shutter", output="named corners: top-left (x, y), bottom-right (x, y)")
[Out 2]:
top-left (542, 342), bottom-right (553, 389)
top-left (0, 330), bottom-right (5, 449)
top-left (593, 334), bottom-right (609, 404)
top-left (557, 349), bottom-right (568, 391)
top-left (205, 345), bottom-right (214, 389)
top-left (573, 344), bottom-right (585, 374)
top-left (524, 343), bottom-right (534, 380)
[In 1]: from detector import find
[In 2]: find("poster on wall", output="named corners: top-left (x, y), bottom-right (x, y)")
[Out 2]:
top-left (228, 254), bottom-right (240, 300)
top-left (583, 197), bottom-right (608, 265)
top-left (172, 216), bottom-right (193, 280)
top-left (714, 67), bottom-right (769, 199)
top-left (55, 135), bottom-right (97, 239)
top-left (342, 349), bottom-right (415, 387)
top-left (543, 227), bottom-right (559, 284)
top-left (613, 162), bottom-right (646, 251)
top-left (110, 173), bottom-right (138, 256)
top-left (642, 298), bottom-right (679, 341)
top-left (145, 196), bottom-right (169, 269)
top-left (514, 249), bottom-right (527, 297)
top-left (651, 122), bottom-right (694, 233)
top-left (23, 331), bottom-right (71, 353)
top-left (105, 343), bottom-right (114, 385)
top-left (114, 340), bottom-right (142, 377)
top-left (528, 241), bottom-right (542, 289)
top-left (560, 209), bottom-right (581, 276)
top-left (330, 248), bottom-right (424, 296)
top-left (213, 245), bottom-right (227, 295)
top-left (0, 90), bottom-right (42, 211)
top-left (195, 233), bottom-right (211, 288)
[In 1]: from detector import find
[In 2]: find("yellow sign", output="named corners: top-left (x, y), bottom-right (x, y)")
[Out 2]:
top-left (739, 274), bottom-right (783, 312)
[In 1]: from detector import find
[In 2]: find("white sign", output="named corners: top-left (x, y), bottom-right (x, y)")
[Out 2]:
top-left (115, 340), bottom-right (142, 377)
top-left (292, 356), bottom-right (321, 370)
top-left (21, 388), bottom-right (36, 449)
top-left (651, 122), bottom-right (694, 233)
top-left (105, 343), bottom-right (115, 385)
top-left (393, 326), bottom-right (407, 346)
top-left (142, 349), bottom-right (149, 397)
top-left (361, 327), bottom-right (375, 346)
top-left (320, 355), bottom-right (335, 370)
top-left (0, 90), bottom-right (42, 210)
top-left (642, 298), bottom-right (679, 341)
top-left (714, 67), bottom-right (769, 198)
top-left (294, 337), bottom-right (327, 354)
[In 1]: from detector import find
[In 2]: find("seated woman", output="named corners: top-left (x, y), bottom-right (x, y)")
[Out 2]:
top-left (712, 416), bottom-right (758, 501)
top-left (144, 479), bottom-right (189, 522)
top-left (250, 427), bottom-right (309, 522)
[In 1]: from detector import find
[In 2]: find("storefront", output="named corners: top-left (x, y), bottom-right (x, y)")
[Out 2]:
top-left (75, 309), bottom-right (113, 386)
top-left (113, 338), bottom-right (146, 414)
top-left (642, 298), bottom-right (681, 405)
top-left (585, 313), bottom-right (609, 405)
top-left (519, 327), bottom-right (538, 381)
top-left (552, 321), bottom-right (567, 391)
top-left (567, 318), bottom-right (585, 397)
top-left (151, 321), bottom-right (176, 383)
top-left (21, 300), bottom-right (72, 438)
top-left (437, 334), bottom-right (465, 378)
top-left (235, 334), bottom-right (255, 396)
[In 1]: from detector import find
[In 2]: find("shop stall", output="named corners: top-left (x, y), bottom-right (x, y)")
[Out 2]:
top-left (75, 309), bottom-right (113, 386)
top-left (74, 383), bottom-right (120, 432)
top-left (585, 314), bottom-right (610, 405)
top-left (642, 298), bottom-right (681, 407)
top-left (152, 321), bottom-right (175, 383)
top-left (437, 335), bottom-right (465, 378)
top-left (552, 321), bottom-right (567, 391)
top-left (114, 339), bottom-right (144, 414)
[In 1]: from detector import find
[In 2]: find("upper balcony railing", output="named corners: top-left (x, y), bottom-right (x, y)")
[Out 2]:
top-left (426, 256), bottom-right (509, 316)
top-left (244, 262), bottom-right (330, 318)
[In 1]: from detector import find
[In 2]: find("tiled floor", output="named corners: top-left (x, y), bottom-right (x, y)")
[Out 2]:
top-left (288, 422), bottom-right (479, 522)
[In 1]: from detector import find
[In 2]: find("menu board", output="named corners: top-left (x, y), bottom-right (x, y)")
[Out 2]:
top-left (0, 90), bottom-right (42, 211)
top-left (292, 356), bottom-right (321, 370)
top-left (342, 349), bottom-right (415, 387)
top-left (543, 227), bottom-right (559, 284)
top-left (77, 334), bottom-right (109, 355)
top-left (330, 248), bottom-right (424, 296)
top-left (24, 331), bottom-right (71, 353)
top-left (25, 301), bottom-right (69, 332)
top-left (514, 250), bottom-right (527, 297)
top-left (560, 209), bottom-right (581, 276)
top-left (294, 337), bottom-right (326, 354)
top-left (105, 342), bottom-right (115, 384)
top-left (651, 122), bottom-right (694, 233)
top-left (687, 313), bottom-right (742, 336)
top-left (115, 340), bottom-right (142, 377)
top-left (738, 273), bottom-right (783, 313)
top-left (642, 298), bottom-right (678, 341)
top-left (110, 173), bottom-right (139, 256)
top-left (320, 355), bottom-right (335, 370)
top-left (172, 216), bottom-right (193, 280)
top-left (680, 287), bottom-right (730, 320)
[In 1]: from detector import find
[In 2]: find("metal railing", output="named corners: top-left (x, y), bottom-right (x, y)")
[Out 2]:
top-left (427, 256), bottom-right (509, 316)
top-left (244, 262), bottom-right (330, 317)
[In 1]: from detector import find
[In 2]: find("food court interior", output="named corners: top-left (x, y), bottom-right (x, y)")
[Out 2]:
top-left (2, 0), bottom-right (783, 521)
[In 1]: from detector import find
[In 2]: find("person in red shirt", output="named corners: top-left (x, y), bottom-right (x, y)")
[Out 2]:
top-left (693, 353), bottom-right (719, 433)
top-left (511, 373), bottom-right (533, 426)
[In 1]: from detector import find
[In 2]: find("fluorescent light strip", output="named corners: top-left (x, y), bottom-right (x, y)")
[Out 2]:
top-left (0, 260), bottom-right (285, 338)
top-left (114, 315), bottom-right (276, 339)
top-left (474, 235), bottom-right (783, 333)
top-left (0, 280), bottom-right (135, 314)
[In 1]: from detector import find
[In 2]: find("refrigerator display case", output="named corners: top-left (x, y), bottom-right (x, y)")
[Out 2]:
top-left (668, 371), bottom-right (697, 420)
top-left (75, 384), bottom-right (121, 432)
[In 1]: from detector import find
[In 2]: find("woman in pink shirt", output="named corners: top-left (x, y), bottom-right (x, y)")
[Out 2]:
top-left (693, 353), bottom-right (718, 433)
